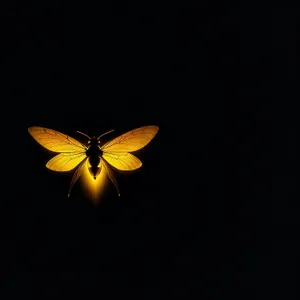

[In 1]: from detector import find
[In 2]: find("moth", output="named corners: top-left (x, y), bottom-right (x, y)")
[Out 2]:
top-left (28, 125), bottom-right (159, 197)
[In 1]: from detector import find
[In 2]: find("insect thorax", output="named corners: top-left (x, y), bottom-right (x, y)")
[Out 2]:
top-left (86, 143), bottom-right (101, 157)
top-left (85, 142), bottom-right (101, 179)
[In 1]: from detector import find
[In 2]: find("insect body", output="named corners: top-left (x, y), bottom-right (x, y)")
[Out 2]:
top-left (28, 126), bottom-right (159, 197)
top-left (86, 136), bottom-right (102, 179)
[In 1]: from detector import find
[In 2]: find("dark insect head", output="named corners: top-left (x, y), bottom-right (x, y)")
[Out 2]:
top-left (88, 136), bottom-right (99, 146)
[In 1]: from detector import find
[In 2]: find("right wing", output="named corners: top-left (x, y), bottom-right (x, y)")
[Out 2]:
top-left (101, 152), bottom-right (142, 171)
top-left (100, 125), bottom-right (159, 153)
top-left (28, 126), bottom-right (87, 153)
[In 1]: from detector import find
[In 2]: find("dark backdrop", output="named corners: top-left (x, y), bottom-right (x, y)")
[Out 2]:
top-left (3, 1), bottom-right (299, 299)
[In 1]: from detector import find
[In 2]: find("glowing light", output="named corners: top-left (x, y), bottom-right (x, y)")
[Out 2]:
top-left (80, 161), bottom-right (107, 203)
top-left (28, 125), bottom-right (159, 200)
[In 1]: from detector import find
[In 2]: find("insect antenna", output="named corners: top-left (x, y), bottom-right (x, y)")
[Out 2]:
top-left (97, 129), bottom-right (114, 140)
top-left (77, 131), bottom-right (91, 140)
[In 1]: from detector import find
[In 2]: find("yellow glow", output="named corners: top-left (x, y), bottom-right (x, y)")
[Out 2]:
top-left (28, 125), bottom-right (159, 201)
top-left (80, 162), bottom-right (107, 203)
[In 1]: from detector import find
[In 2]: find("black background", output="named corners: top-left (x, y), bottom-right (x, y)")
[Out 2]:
top-left (3, 1), bottom-right (300, 299)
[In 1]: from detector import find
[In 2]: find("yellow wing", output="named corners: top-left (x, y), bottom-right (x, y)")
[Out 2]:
top-left (28, 126), bottom-right (87, 153)
top-left (100, 125), bottom-right (159, 153)
top-left (102, 152), bottom-right (142, 171)
top-left (46, 152), bottom-right (87, 171)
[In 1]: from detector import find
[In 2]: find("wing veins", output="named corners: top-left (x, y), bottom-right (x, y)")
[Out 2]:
top-left (100, 126), bottom-right (158, 152)
top-left (103, 153), bottom-right (136, 169)
top-left (38, 133), bottom-right (86, 150)
top-left (29, 127), bottom-right (87, 152)
top-left (47, 152), bottom-right (87, 171)
top-left (54, 153), bottom-right (86, 170)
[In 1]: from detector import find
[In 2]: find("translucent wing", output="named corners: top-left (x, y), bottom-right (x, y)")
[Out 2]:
top-left (100, 126), bottom-right (159, 153)
top-left (101, 158), bottom-right (120, 196)
top-left (46, 152), bottom-right (87, 171)
top-left (28, 126), bottom-right (87, 153)
top-left (101, 152), bottom-right (142, 171)
top-left (68, 157), bottom-right (88, 197)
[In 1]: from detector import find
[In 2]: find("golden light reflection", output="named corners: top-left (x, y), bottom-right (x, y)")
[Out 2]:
top-left (80, 161), bottom-right (107, 203)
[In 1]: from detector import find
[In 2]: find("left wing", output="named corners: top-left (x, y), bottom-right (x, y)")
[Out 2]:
top-left (46, 152), bottom-right (87, 171)
top-left (28, 126), bottom-right (87, 153)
